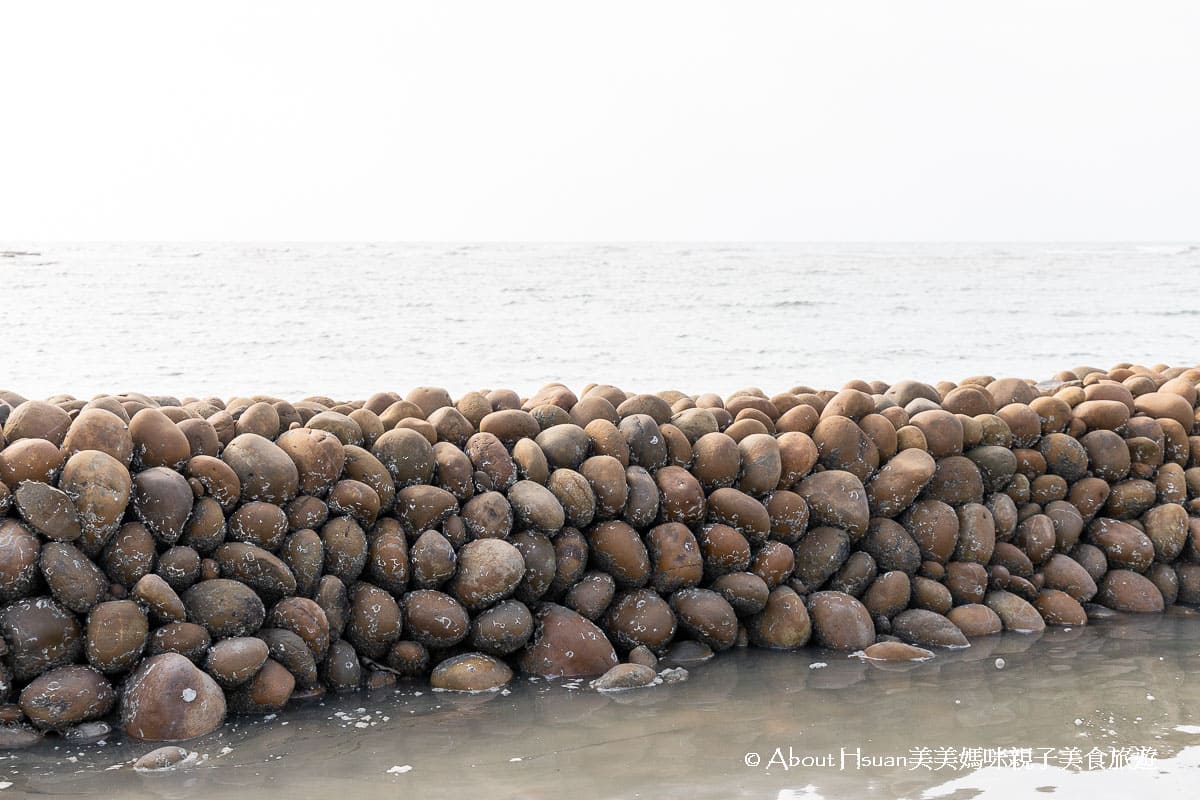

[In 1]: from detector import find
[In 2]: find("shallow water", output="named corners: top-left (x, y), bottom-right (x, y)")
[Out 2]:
top-left (4, 613), bottom-right (1200, 799)
top-left (1, 242), bottom-right (1199, 400)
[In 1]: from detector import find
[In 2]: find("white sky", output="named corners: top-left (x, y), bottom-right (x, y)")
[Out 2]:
top-left (1, 1), bottom-right (1197, 241)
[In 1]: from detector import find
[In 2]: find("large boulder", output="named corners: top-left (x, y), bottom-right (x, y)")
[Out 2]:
top-left (120, 653), bottom-right (226, 741)
top-left (518, 603), bottom-right (619, 678)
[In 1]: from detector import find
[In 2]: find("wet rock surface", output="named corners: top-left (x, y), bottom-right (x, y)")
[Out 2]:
top-left (1, 366), bottom-right (1199, 741)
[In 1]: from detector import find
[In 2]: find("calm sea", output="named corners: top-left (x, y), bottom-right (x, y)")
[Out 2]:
top-left (2, 242), bottom-right (1198, 400)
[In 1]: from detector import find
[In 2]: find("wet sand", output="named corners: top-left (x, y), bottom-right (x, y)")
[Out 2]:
top-left (5, 612), bottom-right (1200, 799)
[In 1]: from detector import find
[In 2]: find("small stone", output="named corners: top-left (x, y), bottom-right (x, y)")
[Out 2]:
top-left (658, 667), bottom-right (689, 684)
top-left (662, 640), bottom-right (714, 665)
top-left (590, 663), bottom-right (657, 691)
top-left (62, 720), bottom-right (111, 744)
top-left (855, 641), bottom-right (935, 661)
top-left (430, 653), bottom-right (513, 692)
top-left (0, 725), bottom-right (42, 750)
top-left (627, 645), bottom-right (658, 669)
top-left (133, 746), bottom-right (197, 772)
top-left (891, 609), bottom-right (970, 648)
top-left (19, 665), bottom-right (115, 731)
top-left (204, 637), bottom-right (269, 688)
top-left (984, 590), bottom-right (1046, 633)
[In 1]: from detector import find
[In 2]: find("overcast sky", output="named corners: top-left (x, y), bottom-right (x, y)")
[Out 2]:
top-left (1, 1), bottom-right (1197, 241)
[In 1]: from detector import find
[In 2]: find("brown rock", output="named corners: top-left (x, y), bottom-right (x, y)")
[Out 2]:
top-left (4, 400), bottom-right (71, 446)
top-left (946, 603), bottom-right (1003, 637)
top-left (866, 449), bottom-right (937, 518)
top-left (132, 574), bottom-right (187, 623)
top-left (985, 589), bottom-right (1046, 632)
top-left (798, 470), bottom-right (870, 539)
top-left (20, 665), bottom-right (115, 731)
top-left (1096, 569), bottom-right (1165, 613)
top-left (910, 576), bottom-right (953, 615)
top-left (669, 588), bottom-right (738, 651)
top-left (280, 529), bottom-right (323, 598)
top-left (857, 641), bottom-right (935, 661)
top-left (507, 480), bottom-right (565, 532)
top-left (461, 491), bottom-right (513, 540)
top-left (256, 628), bottom-right (319, 688)
top-left (276, 428), bottom-right (345, 497)
top-left (861, 571), bottom-right (912, 619)
top-left (0, 596), bottom-right (83, 681)
top-left (409, 529), bottom-right (455, 589)
top-left (1142, 503), bottom-right (1188, 562)
top-left (448, 538), bottom-right (525, 611)
top-left (319, 517), bottom-right (368, 583)
top-left (789, 526), bottom-right (851, 591)
top-left (321, 639), bottom-right (362, 691)
top-left (129, 408), bottom-right (191, 471)
top-left (0, 521), bottom-right (42, 602)
top-left (227, 658), bottom-right (294, 714)
top-left (746, 586), bottom-right (811, 649)
top-left (945, 562), bottom-right (988, 605)
top-left (402, 590), bottom-right (470, 648)
top-left (564, 571), bottom-right (617, 620)
top-left (546, 469), bottom-right (596, 530)
top-left (656, 466), bottom-right (707, 525)
top-left (590, 663), bottom-right (657, 690)
top-left (604, 589), bottom-right (677, 652)
top-left (691, 432), bottom-right (741, 490)
top-left (469, 599), bottom-right (534, 655)
top-left (61, 409), bottom-right (133, 466)
top-left (1040, 553), bottom-right (1098, 602)
top-left (344, 582), bottom-right (402, 659)
top-left (860, 518), bottom-right (922, 574)
top-left (1034, 589), bottom-right (1088, 626)
top-left (15, 481), bottom-right (82, 542)
top-left (892, 609), bottom-right (969, 648)
top-left (131, 467), bottom-right (193, 545)
top-left (430, 653), bottom-right (513, 692)
top-left (229, 501), bottom-right (289, 551)
top-left (221, 434), bottom-right (300, 504)
top-left (519, 603), bottom-right (620, 678)
top-left (85, 600), bottom-right (148, 673)
top-left (806, 591), bottom-right (874, 650)
top-left (0, 438), bottom-right (64, 490)
top-left (586, 520), bottom-right (650, 588)
top-left (181, 579), bottom-right (266, 637)
top-left (1087, 518), bottom-right (1154, 572)
top-left (204, 637), bottom-right (270, 687)
top-left (711, 572), bottom-right (770, 616)
top-left (121, 653), bottom-right (226, 740)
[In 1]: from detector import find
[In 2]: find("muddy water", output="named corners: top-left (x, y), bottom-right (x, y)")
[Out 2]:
top-left (5, 612), bottom-right (1200, 799)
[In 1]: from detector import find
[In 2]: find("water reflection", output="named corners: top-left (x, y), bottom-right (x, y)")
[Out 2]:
top-left (6, 614), bottom-right (1200, 799)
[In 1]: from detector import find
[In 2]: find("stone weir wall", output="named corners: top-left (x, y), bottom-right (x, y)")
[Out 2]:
top-left (2, 366), bottom-right (1200, 743)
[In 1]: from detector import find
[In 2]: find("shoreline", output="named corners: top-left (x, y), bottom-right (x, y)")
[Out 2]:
top-left (4, 615), bottom-right (1200, 798)
top-left (3, 363), bottom-right (1200, 756)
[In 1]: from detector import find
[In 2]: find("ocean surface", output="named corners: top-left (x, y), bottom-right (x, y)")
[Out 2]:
top-left (1, 242), bottom-right (1198, 400)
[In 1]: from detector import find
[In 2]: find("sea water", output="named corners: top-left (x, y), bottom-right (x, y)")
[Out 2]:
top-left (2, 242), bottom-right (1198, 400)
